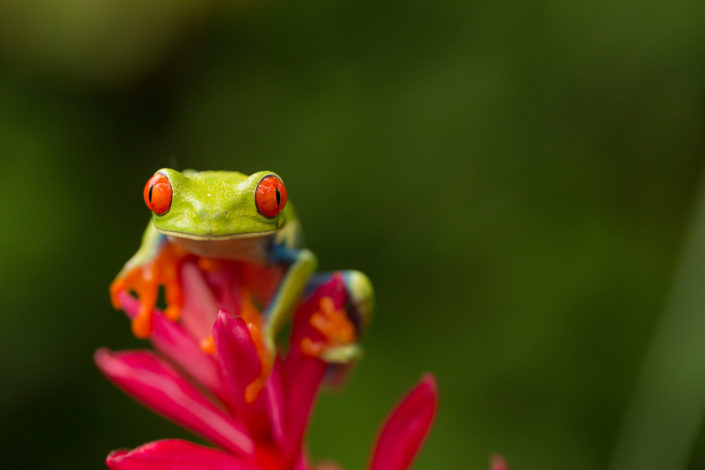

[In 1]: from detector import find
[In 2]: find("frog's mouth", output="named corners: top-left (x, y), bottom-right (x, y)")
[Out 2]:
top-left (157, 229), bottom-right (276, 241)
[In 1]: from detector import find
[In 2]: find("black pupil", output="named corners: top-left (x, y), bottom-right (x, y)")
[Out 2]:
top-left (275, 187), bottom-right (281, 205)
top-left (148, 184), bottom-right (154, 203)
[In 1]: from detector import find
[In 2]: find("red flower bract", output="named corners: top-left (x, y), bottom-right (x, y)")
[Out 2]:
top-left (97, 260), bottom-right (438, 470)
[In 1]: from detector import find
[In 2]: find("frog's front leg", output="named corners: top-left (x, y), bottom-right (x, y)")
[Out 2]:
top-left (109, 223), bottom-right (189, 338)
top-left (263, 245), bottom-right (318, 348)
top-left (243, 245), bottom-right (317, 402)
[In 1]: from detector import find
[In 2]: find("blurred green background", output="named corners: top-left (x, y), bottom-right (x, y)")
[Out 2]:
top-left (1, 1), bottom-right (705, 469)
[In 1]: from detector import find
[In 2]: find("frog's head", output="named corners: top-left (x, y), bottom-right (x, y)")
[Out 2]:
top-left (143, 168), bottom-right (288, 239)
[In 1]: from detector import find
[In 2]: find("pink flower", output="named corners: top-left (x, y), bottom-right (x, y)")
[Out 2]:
top-left (97, 260), bottom-right (438, 470)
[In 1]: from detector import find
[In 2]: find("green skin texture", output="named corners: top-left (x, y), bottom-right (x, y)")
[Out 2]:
top-left (154, 169), bottom-right (292, 238)
top-left (121, 168), bottom-right (370, 362)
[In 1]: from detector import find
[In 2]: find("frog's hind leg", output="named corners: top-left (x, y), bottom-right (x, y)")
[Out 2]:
top-left (300, 270), bottom-right (374, 364)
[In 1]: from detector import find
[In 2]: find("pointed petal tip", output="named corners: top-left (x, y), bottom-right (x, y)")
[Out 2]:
top-left (117, 291), bottom-right (138, 319)
top-left (315, 462), bottom-right (345, 470)
top-left (212, 309), bottom-right (253, 354)
top-left (368, 374), bottom-right (439, 470)
top-left (410, 372), bottom-right (439, 418)
top-left (94, 348), bottom-right (126, 376)
top-left (106, 448), bottom-right (128, 466)
top-left (418, 373), bottom-right (438, 395)
top-left (94, 347), bottom-right (109, 364)
top-left (106, 439), bottom-right (259, 470)
top-left (216, 308), bottom-right (232, 320)
top-left (490, 454), bottom-right (508, 470)
top-left (212, 307), bottom-right (272, 437)
top-left (214, 308), bottom-right (246, 335)
top-left (95, 349), bottom-right (255, 458)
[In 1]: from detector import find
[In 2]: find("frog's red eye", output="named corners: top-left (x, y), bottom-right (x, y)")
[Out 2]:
top-left (255, 175), bottom-right (287, 218)
top-left (144, 172), bottom-right (172, 216)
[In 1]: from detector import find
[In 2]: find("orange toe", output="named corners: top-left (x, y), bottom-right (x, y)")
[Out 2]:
top-left (164, 304), bottom-right (181, 322)
top-left (300, 296), bottom-right (357, 359)
top-left (111, 242), bottom-right (190, 340)
top-left (131, 311), bottom-right (153, 339)
top-left (109, 278), bottom-right (126, 309)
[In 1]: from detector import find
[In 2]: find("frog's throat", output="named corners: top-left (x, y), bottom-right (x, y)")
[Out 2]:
top-left (156, 228), bottom-right (276, 241)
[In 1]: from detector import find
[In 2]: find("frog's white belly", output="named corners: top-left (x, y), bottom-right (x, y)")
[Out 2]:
top-left (165, 232), bottom-right (274, 264)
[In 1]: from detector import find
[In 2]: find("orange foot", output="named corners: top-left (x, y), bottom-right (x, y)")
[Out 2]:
top-left (110, 242), bottom-right (189, 338)
top-left (300, 296), bottom-right (357, 358)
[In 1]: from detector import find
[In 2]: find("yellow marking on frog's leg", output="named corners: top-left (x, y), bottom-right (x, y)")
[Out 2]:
top-left (342, 270), bottom-right (374, 332)
top-left (300, 296), bottom-right (357, 359)
top-left (109, 242), bottom-right (190, 338)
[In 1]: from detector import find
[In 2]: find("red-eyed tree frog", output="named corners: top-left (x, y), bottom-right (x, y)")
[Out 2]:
top-left (110, 169), bottom-right (373, 401)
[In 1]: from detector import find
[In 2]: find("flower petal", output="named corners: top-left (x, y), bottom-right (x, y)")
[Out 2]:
top-left (281, 278), bottom-right (348, 457)
top-left (368, 374), bottom-right (438, 470)
top-left (211, 261), bottom-right (245, 316)
top-left (180, 262), bottom-right (221, 341)
top-left (95, 349), bottom-right (254, 458)
top-left (289, 274), bottom-right (349, 349)
top-left (106, 439), bottom-right (260, 470)
top-left (293, 453), bottom-right (313, 470)
top-left (118, 292), bottom-right (230, 405)
top-left (265, 359), bottom-right (287, 447)
top-left (282, 355), bottom-right (326, 457)
top-left (212, 310), bottom-right (270, 439)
